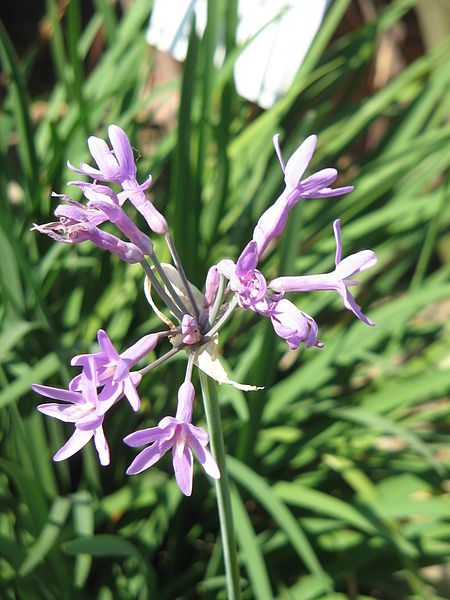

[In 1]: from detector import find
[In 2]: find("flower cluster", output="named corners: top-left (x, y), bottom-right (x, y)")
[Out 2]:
top-left (33, 126), bottom-right (376, 496)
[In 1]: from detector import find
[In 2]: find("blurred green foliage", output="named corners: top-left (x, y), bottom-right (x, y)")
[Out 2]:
top-left (0, 0), bottom-right (449, 598)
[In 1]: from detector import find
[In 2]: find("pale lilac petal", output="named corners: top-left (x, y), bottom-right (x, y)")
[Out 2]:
top-left (339, 286), bottom-right (375, 326)
top-left (284, 135), bottom-right (317, 189)
top-left (204, 266), bottom-right (220, 307)
top-left (172, 442), bottom-right (193, 496)
top-left (335, 250), bottom-right (377, 279)
top-left (188, 435), bottom-right (220, 479)
top-left (76, 413), bottom-right (104, 431)
top-left (53, 428), bottom-right (94, 462)
top-left (300, 168), bottom-right (337, 193)
top-left (67, 160), bottom-right (103, 179)
top-left (175, 382), bottom-right (195, 422)
top-left (270, 299), bottom-right (321, 350)
top-left (124, 424), bottom-right (174, 447)
top-left (94, 426), bottom-right (110, 466)
top-left (114, 360), bottom-right (130, 382)
top-left (108, 125), bottom-right (136, 179)
top-left (123, 377), bottom-right (141, 411)
top-left (87, 136), bottom-right (119, 179)
top-left (32, 384), bottom-right (83, 404)
top-left (97, 381), bottom-right (124, 413)
top-left (120, 334), bottom-right (159, 364)
top-left (333, 219), bottom-right (342, 265)
top-left (273, 134), bottom-right (285, 171)
top-left (305, 185), bottom-right (354, 198)
top-left (252, 197), bottom-right (290, 256)
top-left (236, 241), bottom-right (259, 277)
top-left (97, 329), bottom-right (119, 360)
top-left (186, 423), bottom-right (210, 446)
top-left (80, 356), bottom-right (98, 407)
top-left (217, 259), bottom-right (236, 280)
top-left (37, 403), bottom-right (81, 422)
top-left (69, 374), bottom-right (82, 392)
top-left (269, 274), bottom-right (337, 293)
top-left (126, 439), bottom-right (173, 474)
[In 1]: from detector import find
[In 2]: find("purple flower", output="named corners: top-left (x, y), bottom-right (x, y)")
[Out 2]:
top-left (68, 124), bottom-right (138, 184)
top-left (253, 135), bottom-right (354, 256)
top-left (68, 124), bottom-right (168, 235)
top-left (203, 266), bottom-right (220, 308)
top-left (217, 241), bottom-right (269, 312)
top-left (124, 381), bottom-right (220, 496)
top-left (181, 315), bottom-right (201, 345)
top-left (270, 219), bottom-right (377, 325)
top-left (71, 329), bottom-right (159, 411)
top-left (33, 198), bottom-right (145, 264)
top-left (71, 182), bottom-right (154, 255)
top-left (269, 298), bottom-right (322, 350)
top-left (33, 356), bottom-right (114, 465)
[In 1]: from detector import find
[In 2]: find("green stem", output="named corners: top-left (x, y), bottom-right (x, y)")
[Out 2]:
top-left (199, 372), bottom-right (240, 600)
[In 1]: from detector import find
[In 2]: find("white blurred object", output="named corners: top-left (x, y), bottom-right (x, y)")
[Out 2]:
top-left (146, 0), bottom-right (330, 109)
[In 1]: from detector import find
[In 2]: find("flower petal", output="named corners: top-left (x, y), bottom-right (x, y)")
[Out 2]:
top-left (108, 125), bottom-right (136, 180)
top-left (304, 185), bottom-right (354, 198)
top-left (123, 376), bottom-right (141, 411)
top-left (189, 435), bottom-right (220, 480)
top-left (333, 219), bottom-right (342, 265)
top-left (94, 425), bottom-right (110, 466)
top-left (32, 384), bottom-right (83, 404)
top-left (77, 412), bottom-right (104, 431)
top-left (120, 334), bottom-right (159, 365)
top-left (124, 424), bottom-right (174, 447)
top-left (53, 428), bottom-right (94, 462)
top-left (97, 329), bottom-right (119, 360)
top-left (37, 402), bottom-right (82, 422)
top-left (172, 443), bottom-right (193, 496)
top-left (338, 286), bottom-right (375, 326)
top-left (299, 168), bottom-right (337, 193)
top-left (236, 241), bottom-right (259, 277)
top-left (87, 136), bottom-right (119, 180)
top-left (272, 133), bottom-right (285, 171)
top-left (335, 250), bottom-right (378, 279)
top-left (284, 135), bottom-right (317, 189)
top-left (126, 439), bottom-right (172, 475)
top-left (175, 382), bottom-right (195, 422)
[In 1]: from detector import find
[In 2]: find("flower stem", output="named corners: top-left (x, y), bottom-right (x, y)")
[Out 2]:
top-left (164, 232), bottom-right (201, 319)
top-left (206, 295), bottom-right (238, 338)
top-left (208, 275), bottom-right (227, 326)
top-left (199, 371), bottom-right (240, 600)
top-left (139, 259), bottom-right (185, 322)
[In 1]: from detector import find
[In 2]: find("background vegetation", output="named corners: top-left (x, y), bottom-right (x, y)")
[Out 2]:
top-left (1, 0), bottom-right (449, 598)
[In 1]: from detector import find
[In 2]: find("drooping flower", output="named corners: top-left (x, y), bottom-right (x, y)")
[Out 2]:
top-left (71, 329), bottom-right (159, 411)
top-left (33, 356), bottom-right (114, 465)
top-left (253, 135), bottom-right (354, 256)
top-left (270, 219), bottom-right (377, 325)
top-left (269, 298), bottom-right (322, 350)
top-left (124, 381), bottom-right (220, 496)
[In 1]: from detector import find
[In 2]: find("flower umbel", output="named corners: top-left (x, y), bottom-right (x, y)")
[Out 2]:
top-left (33, 126), bottom-right (376, 497)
